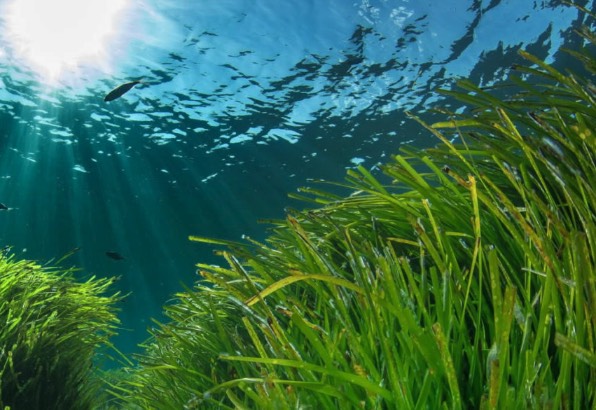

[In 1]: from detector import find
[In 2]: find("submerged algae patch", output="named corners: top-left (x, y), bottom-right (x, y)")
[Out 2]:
top-left (0, 253), bottom-right (120, 409)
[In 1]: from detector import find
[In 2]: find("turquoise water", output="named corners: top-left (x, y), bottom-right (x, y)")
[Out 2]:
top-left (0, 0), bottom-right (589, 355)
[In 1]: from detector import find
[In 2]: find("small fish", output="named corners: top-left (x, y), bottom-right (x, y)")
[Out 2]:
top-left (104, 80), bottom-right (142, 102)
top-left (106, 251), bottom-right (125, 260)
top-left (0, 203), bottom-right (7, 210)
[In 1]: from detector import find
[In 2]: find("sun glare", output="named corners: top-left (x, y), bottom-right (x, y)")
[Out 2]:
top-left (6, 0), bottom-right (128, 79)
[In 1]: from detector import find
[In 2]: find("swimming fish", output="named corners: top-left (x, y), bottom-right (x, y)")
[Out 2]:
top-left (104, 80), bottom-right (142, 102)
top-left (0, 203), bottom-right (7, 210)
top-left (106, 251), bottom-right (125, 260)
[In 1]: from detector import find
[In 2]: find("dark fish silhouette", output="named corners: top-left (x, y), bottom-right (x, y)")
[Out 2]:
top-left (104, 80), bottom-right (141, 102)
top-left (106, 251), bottom-right (125, 260)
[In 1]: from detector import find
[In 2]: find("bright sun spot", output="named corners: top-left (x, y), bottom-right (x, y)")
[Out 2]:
top-left (6, 0), bottom-right (128, 78)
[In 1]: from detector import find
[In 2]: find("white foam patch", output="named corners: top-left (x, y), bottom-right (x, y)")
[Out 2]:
top-left (264, 128), bottom-right (300, 144)
top-left (126, 113), bottom-right (153, 122)
top-left (90, 112), bottom-right (110, 121)
top-left (230, 134), bottom-right (252, 144)
top-left (73, 164), bottom-right (89, 173)
top-left (201, 172), bottom-right (218, 183)
top-left (49, 128), bottom-right (73, 137)
top-left (150, 132), bottom-right (176, 145)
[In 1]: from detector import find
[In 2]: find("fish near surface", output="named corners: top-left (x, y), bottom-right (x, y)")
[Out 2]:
top-left (104, 80), bottom-right (142, 102)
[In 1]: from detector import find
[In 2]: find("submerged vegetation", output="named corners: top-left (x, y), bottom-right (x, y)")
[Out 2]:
top-left (0, 255), bottom-right (120, 409)
top-left (110, 24), bottom-right (595, 409)
top-left (1, 16), bottom-right (595, 410)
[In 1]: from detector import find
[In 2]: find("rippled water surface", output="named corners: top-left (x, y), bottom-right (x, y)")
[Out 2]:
top-left (0, 0), bottom-right (589, 353)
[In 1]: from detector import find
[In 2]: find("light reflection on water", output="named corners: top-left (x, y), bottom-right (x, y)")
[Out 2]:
top-left (0, 0), bottom-right (587, 354)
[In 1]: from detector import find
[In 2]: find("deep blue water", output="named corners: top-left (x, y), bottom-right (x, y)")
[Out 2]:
top-left (0, 0), bottom-right (591, 355)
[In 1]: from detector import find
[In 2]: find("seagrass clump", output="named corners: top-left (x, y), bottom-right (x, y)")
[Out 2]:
top-left (0, 254), bottom-right (120, 409)
top-left (114, 23), bottom-right (595, 410)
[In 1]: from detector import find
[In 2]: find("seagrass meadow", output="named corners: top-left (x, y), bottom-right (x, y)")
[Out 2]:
top-left (0, 256), bottom-right (120, 409)
top-left (108, 23), bottom-right (596, 409)
top-left (2, 18), bottom-right (596, 410)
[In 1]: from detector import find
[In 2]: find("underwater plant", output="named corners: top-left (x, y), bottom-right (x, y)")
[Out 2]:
top-left (107, 20), bottom-right (596, 410)
top-left (0, 254), bottom-right (120, 409)
top-left (111, 21), bottom-right (596, 409)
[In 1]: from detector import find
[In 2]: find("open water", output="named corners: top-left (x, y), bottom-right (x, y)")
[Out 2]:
top-left (0, 0), bottom-right (591, 355)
